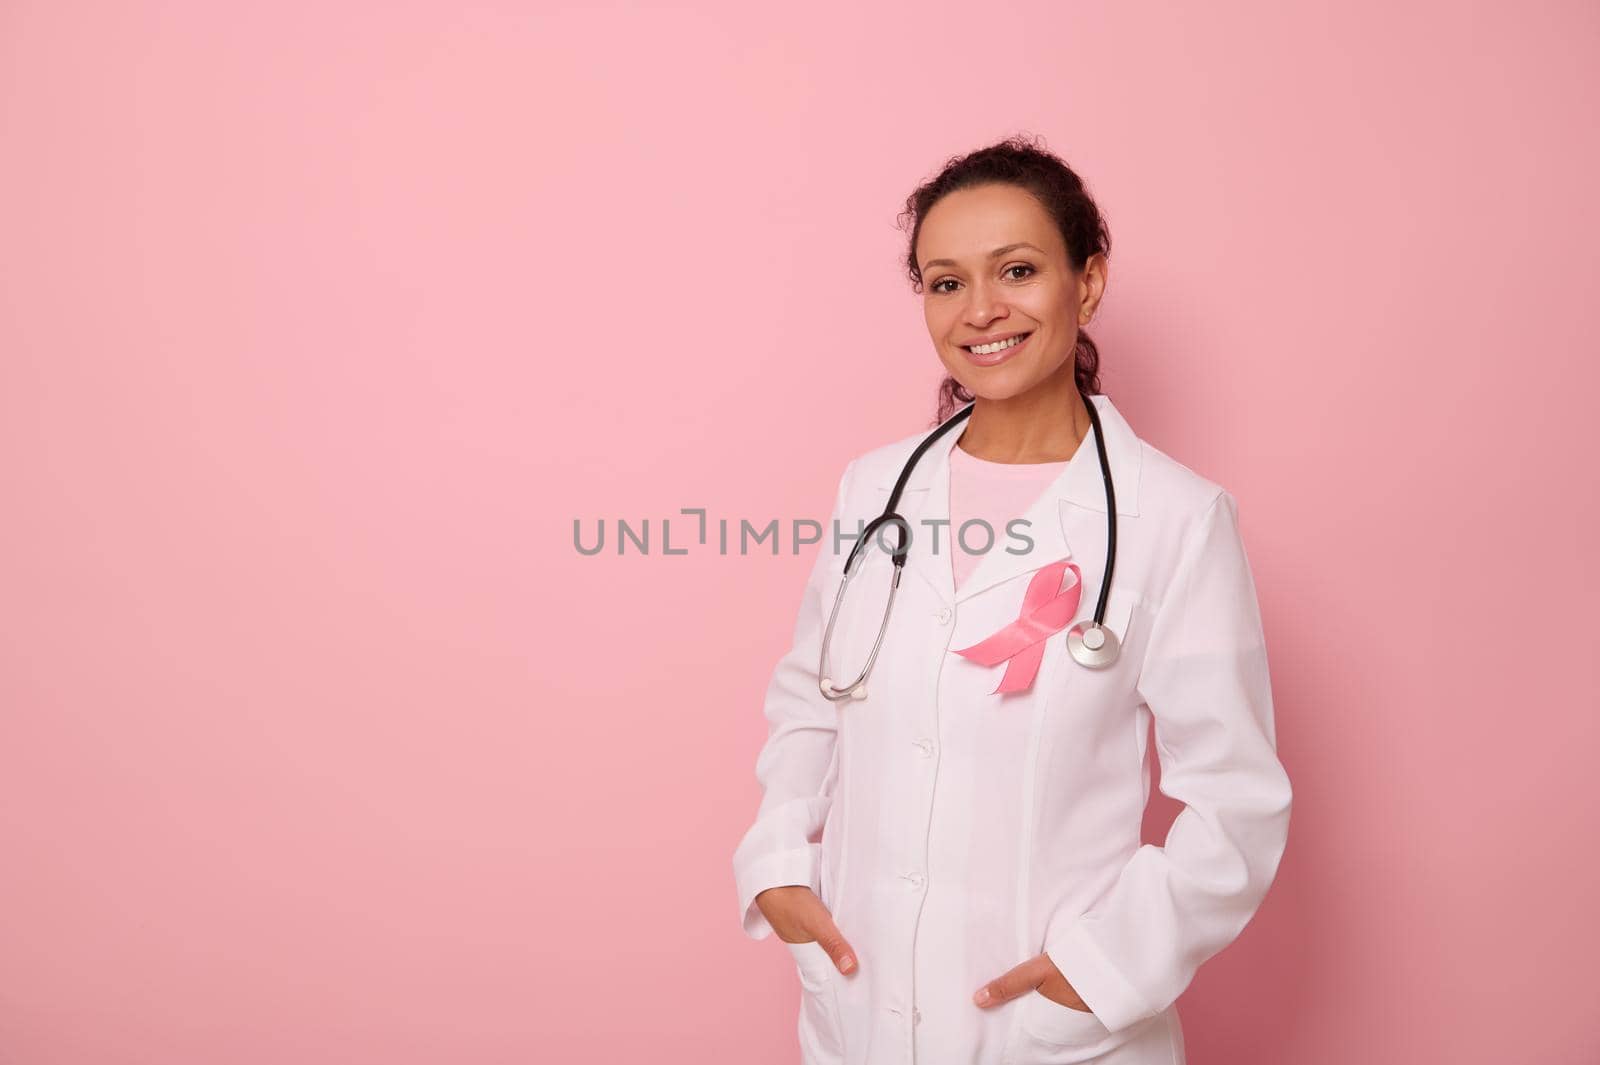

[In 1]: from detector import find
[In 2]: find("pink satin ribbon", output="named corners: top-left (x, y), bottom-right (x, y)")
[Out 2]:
top-left (951, 559), bottom-right (1083, 695)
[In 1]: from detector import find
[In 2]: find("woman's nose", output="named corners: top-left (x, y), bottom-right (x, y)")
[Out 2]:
top-left (964, 283), bottom-right (1006, 324)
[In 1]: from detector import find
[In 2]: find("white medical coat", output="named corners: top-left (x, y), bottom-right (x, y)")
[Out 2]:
top-left (732, 394), bottom-right (1292, 1065)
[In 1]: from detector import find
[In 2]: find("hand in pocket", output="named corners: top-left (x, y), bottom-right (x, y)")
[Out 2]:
top-left (972, 952), bottom-right (1093, 1013)
top-left (754, 885), bottom-right (859, 975)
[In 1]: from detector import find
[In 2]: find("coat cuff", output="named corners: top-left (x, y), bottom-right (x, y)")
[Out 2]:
top-left (1044, 917), bottom-right (1158, 1034)
top-left (734, 843), bottom-right (821, 940)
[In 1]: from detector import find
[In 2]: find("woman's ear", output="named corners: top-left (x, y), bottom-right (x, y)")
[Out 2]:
top-left (1078, 252), bottom-right (1109, 324)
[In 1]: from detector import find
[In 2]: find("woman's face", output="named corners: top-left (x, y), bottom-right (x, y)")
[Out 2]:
top-left (916, 183), bottom-right (1105, 401)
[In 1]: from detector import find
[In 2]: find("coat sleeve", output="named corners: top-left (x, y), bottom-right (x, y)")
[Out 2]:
top-left (1042, 489), bottom-right (1293, 1032)
top-left (731, 458), bottom-right (857, 940)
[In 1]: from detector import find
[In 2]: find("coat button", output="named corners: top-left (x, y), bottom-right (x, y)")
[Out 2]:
top-left (902, 871), bottom-right (925, 890)
top-left (935, 607), bottom-right (953, 625)
top-left (912, 738), bottom-right (934, 757)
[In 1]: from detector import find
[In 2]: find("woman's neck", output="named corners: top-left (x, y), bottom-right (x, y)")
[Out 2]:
top-left (956, 377), bottom-right (1090, 465)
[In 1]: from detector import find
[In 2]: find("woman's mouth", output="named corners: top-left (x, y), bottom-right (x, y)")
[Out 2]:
top-left (960, 331), bottom-right (1033, 367)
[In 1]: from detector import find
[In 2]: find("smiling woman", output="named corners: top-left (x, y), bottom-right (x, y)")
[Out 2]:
top-left (732, 134), bottom-right (1291, 1065)
top-left (899, 137), bottom-right (1112, 428)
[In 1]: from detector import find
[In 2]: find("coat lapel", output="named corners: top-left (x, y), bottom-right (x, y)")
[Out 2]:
top-left (870, 394), bottom-right (1143, 608)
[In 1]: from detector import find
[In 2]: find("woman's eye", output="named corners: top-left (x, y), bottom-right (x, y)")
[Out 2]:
top-left (929, 265), bottom-right (1031, 294)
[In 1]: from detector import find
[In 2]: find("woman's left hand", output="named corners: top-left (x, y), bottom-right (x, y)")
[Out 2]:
top-left (972, 953), bottom-right (1092, 1013)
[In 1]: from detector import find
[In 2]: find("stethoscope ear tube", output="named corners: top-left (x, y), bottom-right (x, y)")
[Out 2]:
top-left (819, 561), bottom-right (902, 701)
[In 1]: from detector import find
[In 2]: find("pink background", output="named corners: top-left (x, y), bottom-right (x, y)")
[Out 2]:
top-left (2, 2), bottom-right (1596, 1062)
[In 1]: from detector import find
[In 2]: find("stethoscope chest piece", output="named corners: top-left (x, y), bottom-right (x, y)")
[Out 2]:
top-left (1066, 620), bottom-right (1120, 669)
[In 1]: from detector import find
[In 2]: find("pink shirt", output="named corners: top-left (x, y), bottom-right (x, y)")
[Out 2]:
top-left (946, 441), bottom-right (1071, 591)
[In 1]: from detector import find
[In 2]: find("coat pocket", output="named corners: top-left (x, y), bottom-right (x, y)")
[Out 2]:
top-left (1020, 988), bottom-right (1107, 1042)
top-left (783, 939), bottom-right (847, 1064)
top-left (1006, 988), bottom-right (1120, 1064)
top-left (1008, 989), bottom-right (1164, 1065)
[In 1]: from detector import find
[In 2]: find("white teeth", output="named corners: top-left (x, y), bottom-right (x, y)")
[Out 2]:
top-left (967, 333), bottom-right (1028, 355)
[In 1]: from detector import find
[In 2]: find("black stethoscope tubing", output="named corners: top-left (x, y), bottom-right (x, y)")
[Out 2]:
top-left (845, 395), bottom-right (1117, 629)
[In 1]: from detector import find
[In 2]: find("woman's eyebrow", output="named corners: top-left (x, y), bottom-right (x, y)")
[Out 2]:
top-left (921, 242), bottom-right (1043, 271)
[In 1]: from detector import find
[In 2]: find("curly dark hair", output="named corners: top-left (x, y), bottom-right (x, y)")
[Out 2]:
top-left (896, 133), bottom-right (1111, 423)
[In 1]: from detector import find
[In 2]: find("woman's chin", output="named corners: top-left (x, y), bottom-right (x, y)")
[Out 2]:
top-left (949, 366), bottom-right (1046, 403)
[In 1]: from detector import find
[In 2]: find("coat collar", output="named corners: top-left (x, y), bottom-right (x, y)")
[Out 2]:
top-left (871, 393), bottom-right (1143, 606)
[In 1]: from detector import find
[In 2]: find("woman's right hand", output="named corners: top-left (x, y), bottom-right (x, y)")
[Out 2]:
top-left (754, 886), bottom-right (859, 974)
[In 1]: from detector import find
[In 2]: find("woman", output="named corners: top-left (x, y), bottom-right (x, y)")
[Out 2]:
top-left (731, 136), bottom-right (1292, 1065)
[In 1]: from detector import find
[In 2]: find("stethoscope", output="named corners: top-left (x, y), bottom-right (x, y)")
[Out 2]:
top-left (818, 396), bottom-right (1120, 702)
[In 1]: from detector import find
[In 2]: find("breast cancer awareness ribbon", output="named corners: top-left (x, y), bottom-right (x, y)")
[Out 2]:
top-left (951, 560), bottom-right (1083, 695)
